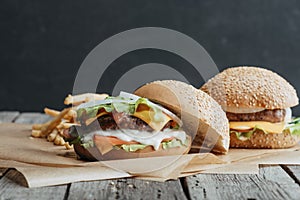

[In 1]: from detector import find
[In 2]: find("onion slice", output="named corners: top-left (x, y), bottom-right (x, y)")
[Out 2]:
top-left (76, 99), bottom-right (134, 110)
top-left (284, 108), bottom-right (292, 124)
top-left (119, 91), bottom-right (183, 127)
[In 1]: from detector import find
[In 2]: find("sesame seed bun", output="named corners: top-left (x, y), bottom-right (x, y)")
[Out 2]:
top-left (230, 130), bottom-right (300, 149)
top-left (134, 80), bottom-right (230, 154)
top-left (201, 66), bottom-right (299, 112)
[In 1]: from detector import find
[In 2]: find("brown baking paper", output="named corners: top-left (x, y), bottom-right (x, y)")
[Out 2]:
top-left (0, 123), bottom-right (299, 187)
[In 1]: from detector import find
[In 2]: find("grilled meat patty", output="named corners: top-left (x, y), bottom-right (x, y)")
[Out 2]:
top-left (103, 112), bottom-right (153, 131)
top-left (226, 109), bottom-right (286, 123)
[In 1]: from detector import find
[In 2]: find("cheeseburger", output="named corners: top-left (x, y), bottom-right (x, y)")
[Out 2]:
top-left (135, 80), bottom-right (230, 154)
top-left (201, 66), bottom-right (300, 148)
top-left (65, 92), bottom-right (191, 161)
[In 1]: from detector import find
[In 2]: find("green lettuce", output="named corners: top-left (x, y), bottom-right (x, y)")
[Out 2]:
top-left (77, 104), bottom-right (114, 119)
top-left (231, 126), bottom-right (266, 141)
top-left (77, 96), bottom-right (135, 119)
top-left (285, 117), bottom-right (300, 136)
top-left (134, 98), bottom-right (165, 122)
top-left (120, 144), bottom-right (148, 152)
top-left (117, 139), bottom-right (187, 152)
top-left (76, 96), bottom-right (166, 122)
top-left (162, 139), bottom-right (185, 149)
top-left (232, 117), bottom-right (300, 141)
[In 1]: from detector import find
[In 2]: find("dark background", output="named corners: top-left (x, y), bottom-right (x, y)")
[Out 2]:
top-left (1, 0), bottom-right (300, 115)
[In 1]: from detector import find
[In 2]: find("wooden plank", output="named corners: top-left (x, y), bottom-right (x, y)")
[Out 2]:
top-left (68, 178), bottom-right (187, 200)
top-left (14, 112), bottom-right (52, 124)
top-left (0, 170), bottom-right (67, 200)
top-left (0, 112), bottom-right (67, 199)
top-left (0, 111), bottom-right (20, 123)
top-left (260, 165), bottom-right (298, 184)
top-left (283, 165), bottom-right (300, 185)
top-left (0, 111), bottom-right (20, 178)
top-left (185, 165), bottom-right (300, 200)
top-left (0, 168), bottom-right (8, 177)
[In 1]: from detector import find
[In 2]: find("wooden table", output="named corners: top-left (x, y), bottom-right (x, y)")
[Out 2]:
top-left (0, 111), bottom-right (300, 200)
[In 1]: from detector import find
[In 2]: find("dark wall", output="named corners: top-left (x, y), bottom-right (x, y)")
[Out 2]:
top-left (1, 0), bottom-right (300, 115)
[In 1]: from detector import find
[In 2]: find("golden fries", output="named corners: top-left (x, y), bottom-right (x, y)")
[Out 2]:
top-left (54, 134), bottom-right (65, 145)
top-left (64, 93), bottom-right (108, 105)
top-left (47, 129), bottom-right (58, 142)
top-left (64, 142), bottom-right (73, 149)
top-left (31, 108), bottom-right (72, 147)
top-left (32, 93), bottom-right (108, 149)
top-left (32, 124), bottom-right (43, 130)
top-left (31, 130), bottom-right (42, 138)
top-left (44, 107), bottom-right (60, 117)
top-left (40, 108), bottom-right (71, 136)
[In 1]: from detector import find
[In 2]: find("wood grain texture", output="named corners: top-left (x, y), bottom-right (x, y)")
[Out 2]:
top-left (0, 168), bottom-right (7, 177)
top-left (185, 165), bottom-right (300, 200)
top-left (0, 112), bottom-right (67, 200)
top-left (14, 112), bottom-right (52, 124)
top-left (283, 165), bottom-right (300, 185)
top-left (0, 111), bottom-right (19, 123)
top-left (0, 170), bottom-right (67, 200)
top-left (67, 178), bottom-right (187, 200)
top-left (0, 111), bottom-right (19, 178)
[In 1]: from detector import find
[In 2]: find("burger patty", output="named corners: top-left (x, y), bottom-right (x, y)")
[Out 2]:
top-left (226, 109), bottom-right (286, 123)
top-left (101, 112), bottom-right (154, 131)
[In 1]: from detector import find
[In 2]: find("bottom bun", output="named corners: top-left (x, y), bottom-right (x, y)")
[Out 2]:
top-left (74, 136), bottom-right (191, 161)
top-left (230, 129), bottom-right (300, 149)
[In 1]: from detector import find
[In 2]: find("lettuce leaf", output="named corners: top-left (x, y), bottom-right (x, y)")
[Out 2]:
top-left (231, 126), bottom-right (266, 141)
top-left (285, 124), bottom-right (300, 136)
top-left (120, 144), bottom-right (148, 152)
top-left (162, 139), bottom-right (185, 149)
top-left (77, 104), bottom-right (114, 119)
top-left (112, 101), bottom-right (135, 114)
top-left (76, 96), bottom-right (166, 122)
top-left (117, 139), bottom-right (187, 152)
top-left (232, 117), bottom-right (300, 141)
top-left (77, 96), bottom-right (134, 119)
top-left (134, 98), bottom-right (165, 122)
top-left (285, 117), bottom-right (300, 136)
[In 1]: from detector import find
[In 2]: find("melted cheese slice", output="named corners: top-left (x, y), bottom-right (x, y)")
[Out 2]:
top-left (230, 121), bottom-right (285, 134)
top-left (133, 110), bottom-right (171, 131)
top-left (85, 111), bottom-right (108, 126)
top-left (85, 108), bottom-right (172, 131)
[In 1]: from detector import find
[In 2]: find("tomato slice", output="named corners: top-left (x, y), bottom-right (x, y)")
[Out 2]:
top-left (94, 135), bottom-right (175, 146)
top-left (94, 135), bottom-right (138, 145)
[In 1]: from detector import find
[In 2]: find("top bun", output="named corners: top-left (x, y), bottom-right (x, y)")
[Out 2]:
top-left (201, 66), bottom-right (298, 112)
top-left (134, 80), bottom-right (229, 154)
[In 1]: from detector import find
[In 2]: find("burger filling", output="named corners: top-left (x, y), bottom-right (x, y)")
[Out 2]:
top-left (65, 96), bottom-right (188, 153)
top-left (226, 109), bottom-right (286, 123)
top-left (228, 108), bottom-right (300, 141)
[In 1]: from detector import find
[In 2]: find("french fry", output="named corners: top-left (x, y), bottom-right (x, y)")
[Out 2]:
top-left (61, 123), bottom-right (79, 129)
top-left (40, 108), bottom-right (71, 137)
top-left (31, 130), bottom-right (41, 138)
top-left (64, 109), bottom-right (77, 121)
top-left (64, 93), bottom-right (108, 105)
top-left (47, 129), bottom-right (58, 142)
top-left (59, 137), bottom-right (65, 145)
top-left (54, 134), bottom-right (65, 145)
top-left (32, 130), bottom-right (41, 137)
top-left (32, 93), bottom-right (108, 149)
top-left (64, 142), bottom-right (73, 149)
top-left (32, 124), bottom-right (43, 130)
top-left (44, 107), bottom-right (60, 117)
top-left (56, 120), bottom-right (76, 129)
